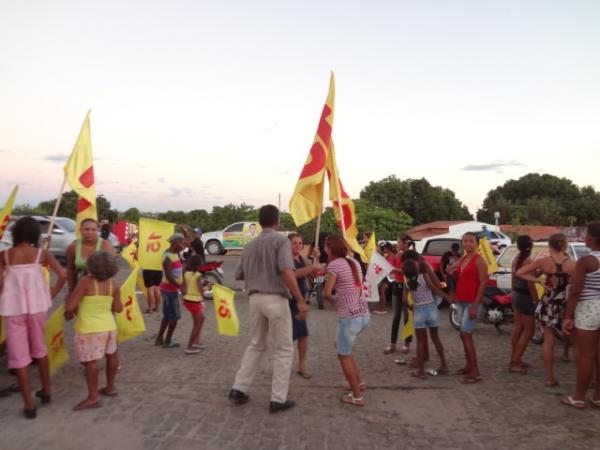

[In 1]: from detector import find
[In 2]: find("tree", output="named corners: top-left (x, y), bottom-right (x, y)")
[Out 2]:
top-left (360, 176), bottom-right (471, 225)
top-left (477, 173), bottom-right (600, 225)
top-left (123, 207), bottom-right (141, 223)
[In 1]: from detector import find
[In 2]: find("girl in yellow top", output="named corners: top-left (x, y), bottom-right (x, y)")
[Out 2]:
top-left (66, 251), bottom-right (123, 411)
top-left (181, 255), bottom-right (211, 355)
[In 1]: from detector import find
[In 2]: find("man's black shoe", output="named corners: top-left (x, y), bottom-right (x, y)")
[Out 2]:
top-left (269, 400), bottom-right (295, 414)
top-left (228, 389), bottom-right (249, 405)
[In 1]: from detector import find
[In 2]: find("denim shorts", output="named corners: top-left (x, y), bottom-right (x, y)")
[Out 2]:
top-left (414, 303), bottom-right (439, 329)
top-left (455, 301), bottom-right (481, 334)
top-left (161, 290), bottom-right (181, 321)
top-left (336, 315), bottom-right (370, 356)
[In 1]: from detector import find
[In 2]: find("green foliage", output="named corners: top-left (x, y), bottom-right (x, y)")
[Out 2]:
top-left (477, 173), bottom-right (600, 225)
top-left (360, 176), bottom-right (471, 225)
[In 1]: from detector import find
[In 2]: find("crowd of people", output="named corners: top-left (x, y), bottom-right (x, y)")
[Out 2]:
top-left (1, 208), bottom-right (600, 419)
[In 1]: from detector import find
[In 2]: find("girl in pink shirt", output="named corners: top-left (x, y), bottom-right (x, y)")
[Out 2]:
top-left (0, 217), bottom-right (66, 419)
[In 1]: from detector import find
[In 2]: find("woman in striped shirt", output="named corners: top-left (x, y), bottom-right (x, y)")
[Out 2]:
top-left (561, 222), bottom-right (600, 409)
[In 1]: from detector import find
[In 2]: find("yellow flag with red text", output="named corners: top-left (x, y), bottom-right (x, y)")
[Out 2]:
top-left (45, 305), bottom-right (69, 375)
top-left (326, 141), bottom-right (366, 261)
top-left (0, 185), bottom-right (19, 240)
top-left (115, 269), bottom-right (146, 343)
top-left (121, 241), bottom-right (139, 270)
top-left (213, 284), bottom-right (239, 336)
top-left (289, 73), bottom-right (335, 226)
top-left (400, 282), bottom-right (415, 341)
top-left (478, 237), bottom-right (500, 274)
top-left (64, 111), bottom-right (97, 234)
top-left (138, 218), bottom-right (175, 271)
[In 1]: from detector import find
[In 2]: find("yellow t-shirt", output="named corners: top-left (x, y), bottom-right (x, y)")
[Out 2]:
top-left (183, 272), bottom-right (203, 302)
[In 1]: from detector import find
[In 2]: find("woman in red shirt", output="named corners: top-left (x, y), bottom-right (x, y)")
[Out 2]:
top-left (450, 232), bottom-right (488, 384)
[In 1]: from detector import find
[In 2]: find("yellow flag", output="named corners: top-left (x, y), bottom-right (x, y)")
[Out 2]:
top-left (213, 284), bottom-right (239, 336)
top-left (326, 141), bottom-right (366, 261)
top-left (64, 111), bottom-right (97, 234)
top-left (478, 237), bottom-right (500, 274)
top-left (115, 270), bottom-right (146, 343)
top-left (45, 305), bottom-right (69, 376)
top-left (0, 317), bottom-right (5, 344)
top-left (121, 241), bottom-right (138, 269)
top-left (361, 232), bottom-right (376, 264)
top-left (0, 185), bottom-right (19, 240)
top-left (138, 218), bottom-right (175, 271)
top-left (289, 72), bottom-right (334, 226)
top-left (400, 286), bottom-right (415, 341)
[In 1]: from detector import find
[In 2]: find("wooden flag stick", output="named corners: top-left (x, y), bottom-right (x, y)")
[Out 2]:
top-left (46, 174), bottom-right (67, 242)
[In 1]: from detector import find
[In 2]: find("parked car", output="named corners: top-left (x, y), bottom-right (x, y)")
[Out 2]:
top-left (420, 238), bottom-right (462, 273)
top-left (493, 242), bottom-right (591, 290)
top-left (201, 221), bottom-right (263, 255)
top-left (3, 215), bottom-right (77, 263)
top-left (416, 226), bottom-right (511, 254)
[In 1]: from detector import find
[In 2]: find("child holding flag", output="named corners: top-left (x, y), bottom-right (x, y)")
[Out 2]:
top-left (402, 258), bottom-right (451, 379)
top-left (0, 217), bottom-right (66, 419)
top-left (181, 255), bottom-right (211, 355)
top-left (65, 251), bottom-right (123, 411)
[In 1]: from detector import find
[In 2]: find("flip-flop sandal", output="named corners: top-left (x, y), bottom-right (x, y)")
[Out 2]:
top-left (297, 371), bottom-right (312, 379)
top-left (411, 371), bottom-right (427, 380)
top-left (588, 398), bottom-right (600, 409)
top-left (545, 380), bottom-right (560, 388)
top-left (163, 342), bottom-right (180, 349)
top-left (383, 346), bottom-right (396, 354)
top-left (461, 376), bottom-right (482, 384)
top-left (73, 400), bottom-right (103, 411)
top-left (401, 345), bottom-right (410, 354)
top-left (339, 392), bottom-right (364, 407)
top-left (454, 368), bottom-right (469, 375)
top-left (560, 396), bottom-right (586, 410)
top-left (509, 365), bottom-right (527, 374)
top-left (98, 388), bottom-right (118, 397)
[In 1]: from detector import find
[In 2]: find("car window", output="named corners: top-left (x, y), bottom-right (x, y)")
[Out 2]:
top-left (36, 220), bottom-right (50, 234)
top-left (489, 232), bottom-right (499, 239)
top-left (424, 240), bottom-right (461, 256)
top-left (497, 245), bottom-right (551, 269)
top-left (572, 245), bottom-right (591, 260)
top-left (55, 218), bottom-right (77, 233)
top-left (224, 223), bottom-right (244, 233)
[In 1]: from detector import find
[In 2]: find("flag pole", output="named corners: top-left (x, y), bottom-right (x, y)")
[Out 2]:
top-left (312, 181), bottom-right (324, 262)
top-left (46, 174), bottom-right (67, 241)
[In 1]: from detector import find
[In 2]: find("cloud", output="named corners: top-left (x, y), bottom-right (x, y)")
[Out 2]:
top-left (43, 153), bottom-right (69, 162)
top-left (461, 160), bottom-right (525, 173)
top-left (170, 187), bottom-right (193, 197)
top-left (157, 177), bottom-right (166, 183)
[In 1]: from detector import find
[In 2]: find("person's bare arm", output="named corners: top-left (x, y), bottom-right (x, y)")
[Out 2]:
top-left (0, 251), bottom-right (5, 292)
top-left (111, 283), bottom-right (123, 313)
top-left (474, 258), bottom-right (488, 307)
top-left (564, 257), bottom-right (588, 321)
top-left (294, 256), bottom-right (321, 278)
top-left (102, 239), bottom-right (115, 254)
top-left (423, 262), bottom-right (443, 290)
top-left (281, 267), bottom-right (308, 320)
top-left (66, 242), bottom-right (76, 292)
top-left (424, 273), bottom-right (452, 302)
top-left (44, 250), bottom-right (66, 298)
top-left (65, 277), bottom-right (89, 317)
top-left (324, 272), bottom-right (337, 302)
top-left (516, 258), bottom-right (545, 283)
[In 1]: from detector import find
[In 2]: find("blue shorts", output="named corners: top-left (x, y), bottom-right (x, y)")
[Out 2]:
top-left (336, 315), bottom-right (370, 356)
top-left (414, 303), bottom-right (439, 329)
top-left (455, 301), bottom-right (481, 334)
top-left (161, 290), bottom-right (181, 321)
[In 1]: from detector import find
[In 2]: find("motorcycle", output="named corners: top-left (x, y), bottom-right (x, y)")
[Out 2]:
top-left (449, 279), bottom-right (513, 333)
top-left (198, 260), bottom-right (225, 300)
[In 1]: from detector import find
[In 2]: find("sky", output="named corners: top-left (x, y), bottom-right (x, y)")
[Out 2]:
top-left (1, 0), bottom-right (599, 218)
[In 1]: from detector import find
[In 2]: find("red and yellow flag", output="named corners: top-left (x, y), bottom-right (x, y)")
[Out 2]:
top-left (0, 185), bottom-right (19, 240)
top-left (326, 142), bottom-right (365, 260)
top-left (289, 73), bottom-right (335, 226)
top-left (45, 305), bottom-right (69, 375)
top-left (64, 111), bottom-right (97, 234)
top-left (115, 269), bottom-right (146, 343)
top-left (213, 284), bottom-right (239, 336)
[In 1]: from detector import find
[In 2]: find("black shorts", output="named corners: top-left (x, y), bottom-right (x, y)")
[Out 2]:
top-left (142, 270), bottom-right (162, 288)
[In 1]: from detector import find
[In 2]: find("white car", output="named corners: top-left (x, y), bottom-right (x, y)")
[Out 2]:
top-left (201, 221), bottom-right (263, 255)
top-left (493, 242), bottom-right (591, 290)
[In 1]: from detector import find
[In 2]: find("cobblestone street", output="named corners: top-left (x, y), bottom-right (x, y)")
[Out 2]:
top-left (1, 256), bottom-right (598, 450)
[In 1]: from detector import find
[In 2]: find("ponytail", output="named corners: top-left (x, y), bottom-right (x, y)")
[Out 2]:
top-left (402, 259), bottom-right (420, 291)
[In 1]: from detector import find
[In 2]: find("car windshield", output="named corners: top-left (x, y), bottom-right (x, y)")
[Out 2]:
top-left (497, 245), bottom-right (551, 269)
top-left (573, 245), bottom-right (591, 260)
top-left (55, 218), bottom-right (77, 233)
top-left (424, 240), bottom-right (461, 256)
